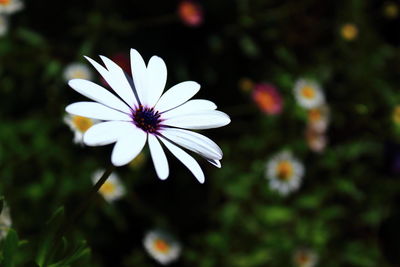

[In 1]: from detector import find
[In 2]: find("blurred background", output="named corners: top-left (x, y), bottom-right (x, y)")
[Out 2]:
top-left (1, 0), bottom-right (400, 266)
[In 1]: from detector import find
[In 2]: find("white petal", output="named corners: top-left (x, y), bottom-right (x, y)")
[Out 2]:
top-left (161, 128), bottom-right (222, 160)
top-left (162, 110), bottom-right (230, 130)
top-left (161, 99), bottom-right (217, 119)
top-left (68, 79), bottom-right (132, 114)
top-left (99, 55), bottom-right (138, 108)
top-left (207, 159), bottom-right (221, 168)
top-left (155, 81), bottom-right (200, 113)
top-left (83, 121), bottom-right (132, 146)
top-left (66, 102), bottom-right (132, 121)
top-left (159, 137), bottom-right (205, 183)
top-left (111, 126), bottom-right (147, 166)
top-left (146, 56), bottom-right (167, 107)
top-left (130, 49), bottom-right (148, 105)
top-left (148, 135), bottom-right (169, 180)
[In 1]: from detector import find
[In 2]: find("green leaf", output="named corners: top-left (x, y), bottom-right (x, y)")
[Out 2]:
top-left (2, 229), bottom-right (19, 267)
top-left (49, 240), bottom-right (91, 267)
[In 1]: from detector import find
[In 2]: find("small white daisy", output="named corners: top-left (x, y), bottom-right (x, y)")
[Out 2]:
top-left (293, 248), bottom-right (318, 267)
top-left (0, 204), bottom-right (12, 240)
top-left (143, 230), bottom-right (181, 265)
top-left (294, 79), bottom-right (325, 109)
top-left (306, 127), bottom-right (327, 153)
top-left (265, 151), bottom-right (305, 196)
top-left (0, 15), bottom-right (8, 36)
top-left (92, 169), bottom-right (125, 202)
top-left (63, 62), bottom-right (93, 82)
top-left (0, 0), bottom-right (23, 14)
top-left (65, 49), bottom-right (230, 183)
top-left (64, 114), bottom-right (99, 144)
top-left (307, 105), bottom-right (330, 133)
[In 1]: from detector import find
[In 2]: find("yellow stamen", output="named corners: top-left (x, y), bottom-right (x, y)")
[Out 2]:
top-left (72, 116), bottom-right (93, 132)
top-left (153, 239), bottom-right (170, 253)
top-left (341, 23), bottom-right (358, 41)
top-left (308, 108), bottom-right (322, 122)
top-left (99, 181), bottom-right (116, 196)
top-left (300, 86), bottom-right (316, 99)
top-left (0, 0), bottom-right (10, 5)
top-left (276, 161), bottom-right (293, 181)
top-left (393, 106), bottom-right (400, 124)
top-left (71, 70), bottom-right (87, 79)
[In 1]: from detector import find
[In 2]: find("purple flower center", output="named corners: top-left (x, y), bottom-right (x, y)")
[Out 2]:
top-left (132, 105), bottom-right (161, 134)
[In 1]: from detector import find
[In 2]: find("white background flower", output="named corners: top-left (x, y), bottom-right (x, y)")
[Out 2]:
top-left (0, 0), bottom-right (23, 14)
top-left (0, 15), bottom-right (8, 36)
top-left (294, 79), bottom-right (325, 109)
top-left (92, 170), bottom-right (125, 202)
top-left (143, 230), bottom-right (181, 265)
top-left (65, 49), bottom-right (230, 183)
top-left (293, 248), bottom-right (318, 267)
top-left (265, 151), bottom-right (305, 196)
top-left (63, 62), bottom-right (93, 81)
top-left (63, 114), bottom-right (99, 144)
top-left (0, 204), bottom-right (12, 240)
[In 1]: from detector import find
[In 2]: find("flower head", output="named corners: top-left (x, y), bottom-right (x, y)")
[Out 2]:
top-left (384, 2), bottom-right (399, 19)
top-left (306, 127), bottom-right (327, 153)
top-left (178, 0), bottom-right (203, 27)
top-left (294, 79), bottom-right (325, 109)
top-left (64, 114), bottom-right (99, 144)
top-left (393, 105), bottom-right (400, 125)
top-left (63, 63), bottom-right (93, 82)
top-left (265, 151), bottom-right (304, 196)
top-left (293, 248), bottom-right (318, 267)
top-left (0, 204), bottom-right (12, 240)
top-left (143, 230), bottom-right (181, 265)
top-left (252, 83), bottom-right (283, 115)
top-left (0, 15), bottom-right (8, 36)
top-left (0, 0), bottom-right (23, 14)
top-left (307, 104), bottom-right (330, 132)
top-left (65, 49), bottom-right (230, 183)
top-left (238, 77), bottom-right (254, 93)
top-left (92, 170), bottom-right (125, 202)
top-left (341, 23), bottom-right (358, 41)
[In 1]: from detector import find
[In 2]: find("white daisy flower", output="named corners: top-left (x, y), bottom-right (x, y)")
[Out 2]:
top-left (0, 204), bottom-right (12, 240)
top-left (265, 151), bottom-right (305, 196)
top-left (294, 79), bottom-right (325, 109)
top-left (305, 127), bottom-right (327, 153)
top-left (63, 114), bottom-right (99, 144)
top-left (63, 62), bottom-right (93, 82)
top-left (0, 15), bottom-right (8, 36)
top-left (92, 169), bottom-right (125, 202)
top-left (307, 105), bottom-right (330, 133)
top-left (293, 248), bottom-right (318, 267)
top-left (143, 230), bottom-right (181, 265)
top-left (65, 49), bottom-right (230, 183)
top-left (0, 0), bottom-right (23, 14)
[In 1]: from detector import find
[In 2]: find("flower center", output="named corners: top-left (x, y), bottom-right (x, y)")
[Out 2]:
top-left (301, 86), bottom-right (316, 99)
top-left (0, 0), bottom-right (10, 5)
top-left (72, 115), bottom-right (94, 132)
top-left (132, 105), bottom-right (161, 133)
top-left (153, 239), bottom-right (170, 254)
top-left (308, 108), bottom-right (322, 122)
top-left (276, 161), bottom-right (293, 181)
top-left (99, 181), bottom-right (116, 196)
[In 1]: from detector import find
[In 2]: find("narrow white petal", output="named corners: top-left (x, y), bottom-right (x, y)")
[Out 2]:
top-left (159, 137), bottom-right (205, 183)
top-left (111, 126), bottom-right (147, 166)
top-left (161, 99), bottom-right (217, 119)
top-left (66, 102), bottom-right (132, 121)
top-left (162, 110), bottom-right (230, 129)
top-left (130, 49), bottom-right (148, 105)
top-left (83, 121), bottom-right (132, 146)
top-left (207, 159), bottom-right (221, 168)
top-left (155, 81), bottom-right (200, 113)
top-left (68, 79), bottom-right (132, 114)
top-left (161, 128), bottom-right (222, 160)
top-left (148, 135), bottom-right (169, 180)
top-left (146, 56), bottom-right (167, 107)
top-left (99, 55), bottom-right (138, 108)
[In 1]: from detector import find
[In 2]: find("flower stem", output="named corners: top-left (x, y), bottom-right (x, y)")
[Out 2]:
top-left (45, 164), bottom-right (115, 265)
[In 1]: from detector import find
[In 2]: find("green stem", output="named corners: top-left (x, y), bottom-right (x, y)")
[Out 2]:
top-left (45, 164), bottom-right (115, 266)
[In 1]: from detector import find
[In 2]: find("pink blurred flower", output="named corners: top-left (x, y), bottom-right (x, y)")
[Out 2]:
top-left (178, 1), bottom-right (203, 27)
top-left (251, 83), bottom-right (283, 115)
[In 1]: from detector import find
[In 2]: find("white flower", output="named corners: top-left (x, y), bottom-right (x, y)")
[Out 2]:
top-left (0, 15), bottom-right (8, 36)
top-left (0, 204), bottom-right (12, 240)
top-left (63, 114), bottom-right (99, 144)
top-left (92, 170), bottom-right (125, 202)
top-left (294, 79), bottom-right (325, 109)
top-left (305, 127), bottom-right (327, 153)
top-left (63, 63), bottom-right (93, 81)
top-left (307, 105), bottom-right (330, 133)
top-left (65, 49), bottom-right (230, 183)
top-left (293, 248), bottom-right (318, 267)
top-left (265, 151), bottom-right (305, 196)
top-left (143, 230), bottom-right (181, 265)
top-left (0, 0), bottom-right (23, 14)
